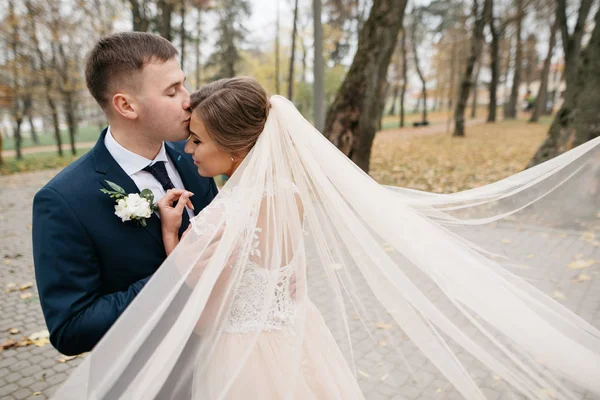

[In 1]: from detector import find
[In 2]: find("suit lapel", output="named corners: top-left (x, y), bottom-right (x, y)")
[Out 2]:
top-left (93, 129), bottom-right (164, 245)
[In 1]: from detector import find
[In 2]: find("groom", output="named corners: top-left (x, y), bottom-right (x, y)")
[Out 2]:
top-left (32, 32), bottom-right (217, 357)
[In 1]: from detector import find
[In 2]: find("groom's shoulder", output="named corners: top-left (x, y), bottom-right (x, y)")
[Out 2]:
top-left (38, 150), bottom-right (97, 198)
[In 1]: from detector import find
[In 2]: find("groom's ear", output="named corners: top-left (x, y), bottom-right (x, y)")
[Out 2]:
top-left (112, 92), bottom-right (138, 120)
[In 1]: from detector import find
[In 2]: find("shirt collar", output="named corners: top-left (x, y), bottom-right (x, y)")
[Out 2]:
top-left (104, 126), bottom-right (169, 176)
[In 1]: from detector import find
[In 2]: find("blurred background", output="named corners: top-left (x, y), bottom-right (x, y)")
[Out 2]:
top-left (0, 0), bottom-right (597, 190)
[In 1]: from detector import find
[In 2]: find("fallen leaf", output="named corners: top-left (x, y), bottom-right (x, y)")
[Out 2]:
top-left (567, 259), bottom-right (595, 269)
top-left (573, 273), bottom-right (592, 283)
top-left (57, 355), bottom-right (78, 363)
top-left (380, 373), bottom-right (389, 381)
top-left (19, 282), bottom-right (33, 291)
top-left (501, 238), bottom-right (512, 244)
top-left (5, 283), bottom-right (17, 293)
top-left (0, 339), bottom-right (18, 351)
top-left (526, 254), bottom-right (536, 259)
top-left (383, 244), bottom-right (394, 252)
top-left (375, 322), bottom-right (393, 330)
top-left (582, 232), bottom-right (596, 242)
top-left (32, 392), bottom-right (42, 396)
top-left (3, 259), bottom-right (11, 265)
top-left (436, 388), bottom-right (444, 393)
top-left (29, 330), bottom-right (50, 341)
top-left (8, 328), bottom-right (19, 335)
top-left (20, 293), bottom-right (32, 300)
top-left (551, 291), bottom-right (566, 300)
top-left (358, 370), bottom-right (370, 378)
top-left (378, 340), bottom-right (387, 347)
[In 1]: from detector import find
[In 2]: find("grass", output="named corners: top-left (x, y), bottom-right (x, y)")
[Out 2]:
top-left (0, 148), bottom-right (91, 176)
top-left (2, 125), bottom-right (103, 151)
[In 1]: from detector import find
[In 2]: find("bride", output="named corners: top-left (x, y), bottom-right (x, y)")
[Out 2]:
top-left (52, 77), bottom-right (600, 400)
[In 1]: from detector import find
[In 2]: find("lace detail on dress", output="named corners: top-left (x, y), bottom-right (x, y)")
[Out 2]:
top-left (223, 261), bottom-right (297, 334)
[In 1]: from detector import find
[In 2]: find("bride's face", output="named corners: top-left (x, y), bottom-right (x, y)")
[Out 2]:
top-left (185, 112), bottom-right (237, 177)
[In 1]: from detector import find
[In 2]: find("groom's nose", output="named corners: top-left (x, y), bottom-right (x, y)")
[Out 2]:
top-left (182, 90), bottom-right (191, 111)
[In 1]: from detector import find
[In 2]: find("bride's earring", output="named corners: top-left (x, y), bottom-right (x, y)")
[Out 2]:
top-left (231, 156), bottom-right (235, 162)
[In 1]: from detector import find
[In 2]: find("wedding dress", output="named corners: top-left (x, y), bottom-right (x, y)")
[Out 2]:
top-left (52, 95), bottom-right (600, 400)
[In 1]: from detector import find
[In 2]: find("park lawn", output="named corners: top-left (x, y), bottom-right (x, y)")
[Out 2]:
top-left (0, 148), bottom-right (92, 175)
top-left (2, 125), bottom-right (103, 151)
top-left (370, 119), bottom-right (549, 193)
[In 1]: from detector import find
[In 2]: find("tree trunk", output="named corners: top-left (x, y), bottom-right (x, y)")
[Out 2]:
top-left (158, 0), bottom-right (174, 40)
top-left (180, 0), bottom-right (186, 68)
top-left (275, 0), bottom-right (281, 94)
top-left (8, 0), bottom-right (23, 160)
top-left (528, 0), bottom-right (594, 166)
top-left (530, 17), bottom-right (558, 123)
top-left (195, 7), bottom-right (202, 89)
top-left (28, 111), bottom-right (38, 145)
top-left (49, 99), bottom-right (63, 157)
top-left (411, 20), bottom-right (428, 124)
top-left (56, 40), bottom-right (77, 155)
top-left (470, 58), bottom-right (481, 118)
top-left (487, 6), bottom-right (499, 123)
top-left (287, 0), bottom-right (299, 100)
top-left (324, 0), bottom-right (407, 172)
top-left (453, 0), bottom-right (490, 137)
top-left (130, 0), bottom-right (150, 32)
top-left (24, 95), bottom-right (39, 144)
top-left (505, 0), bottom-right (523, 119)
top-left (64, 93), bottom-right (77, 155)
top-left (26, 0), bottom-right (63, 156)
top-left (400, 28), bottom-right (407, 128)
top-left (388, 86), bottom-right (399, 115)
top-left (572, 7), bottom-right (600, 147)
top-left (13, 120), bottom-right (23, 160)
top-left (313, 0), bottom-right (325, 131)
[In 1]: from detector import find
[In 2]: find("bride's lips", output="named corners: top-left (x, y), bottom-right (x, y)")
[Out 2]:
top-left (193, 158), bottom-right (200, 166)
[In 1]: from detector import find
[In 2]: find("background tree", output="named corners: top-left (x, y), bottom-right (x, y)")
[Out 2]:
top-left (324, 0), bottom-right (408, 172)
top-left (453, 0), bottom-right (491, 137)
top-left (529, 0), bottom-right (595, 166)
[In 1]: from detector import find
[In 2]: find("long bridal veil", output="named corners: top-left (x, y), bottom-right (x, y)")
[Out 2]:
top-left (52, 95), bottom-right (600, 399)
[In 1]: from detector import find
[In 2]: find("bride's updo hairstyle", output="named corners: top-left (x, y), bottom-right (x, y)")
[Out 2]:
top-left (190, 77), bottom-right (270, 158)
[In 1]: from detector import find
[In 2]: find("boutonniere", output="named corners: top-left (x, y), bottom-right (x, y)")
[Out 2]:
top-left (100, 180), bottom-right (156, 227)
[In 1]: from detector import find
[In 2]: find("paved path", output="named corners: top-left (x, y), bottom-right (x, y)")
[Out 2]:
top-left (0, 169), bottom-right (598, 399)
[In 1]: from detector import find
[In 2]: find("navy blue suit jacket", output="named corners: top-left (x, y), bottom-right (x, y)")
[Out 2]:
top-left (32, 129), bottom-right (218, 356)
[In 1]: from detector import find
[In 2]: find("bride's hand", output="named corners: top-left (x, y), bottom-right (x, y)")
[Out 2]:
top-left (157, 189), bottom-right (194, 242)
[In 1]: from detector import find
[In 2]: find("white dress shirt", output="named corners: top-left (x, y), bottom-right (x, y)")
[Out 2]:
top-left (104, 127), bottom-right (194, 219)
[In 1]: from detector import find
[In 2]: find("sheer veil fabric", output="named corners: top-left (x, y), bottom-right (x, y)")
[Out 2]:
top-left (52, 96), bottom-right (600, 400)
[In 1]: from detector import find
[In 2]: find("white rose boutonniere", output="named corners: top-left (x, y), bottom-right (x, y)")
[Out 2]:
top-left (101, 180), bottom-right (156, 227)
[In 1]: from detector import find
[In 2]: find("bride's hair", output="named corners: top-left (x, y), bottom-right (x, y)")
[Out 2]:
top-left (190, 77), bottom-right (270, 157)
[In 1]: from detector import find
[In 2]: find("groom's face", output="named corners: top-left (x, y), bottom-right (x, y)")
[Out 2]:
top-left (133, 58), bottom-right (191, 142)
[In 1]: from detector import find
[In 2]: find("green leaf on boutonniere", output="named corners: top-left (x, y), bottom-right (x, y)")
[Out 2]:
top-left (105, 180), bottom-right (126, 195)
top-left (139, 218), bottom-right (148, 227)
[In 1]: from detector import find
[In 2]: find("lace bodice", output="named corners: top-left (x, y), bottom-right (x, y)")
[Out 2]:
top-left (223, 261), bottom-right (297, 333)
top-left (191, 180), bottom-right (304, 334)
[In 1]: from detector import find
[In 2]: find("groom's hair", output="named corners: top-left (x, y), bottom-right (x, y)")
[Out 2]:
top-left (85, 32), bottom-right (178, 110)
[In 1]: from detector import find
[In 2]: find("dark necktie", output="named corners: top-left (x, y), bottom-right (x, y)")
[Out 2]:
top-left (143, 161), bottom-right (190, 237)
